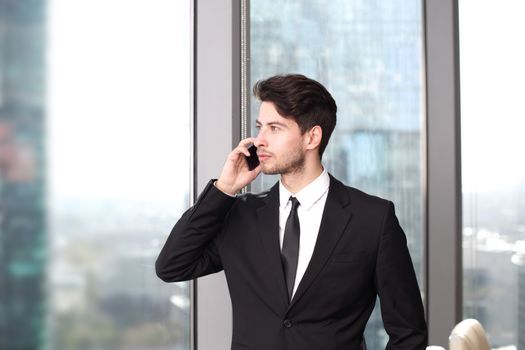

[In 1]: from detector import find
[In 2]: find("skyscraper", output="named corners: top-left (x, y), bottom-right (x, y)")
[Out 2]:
top-left (0, 1), bottom-right (47, 349)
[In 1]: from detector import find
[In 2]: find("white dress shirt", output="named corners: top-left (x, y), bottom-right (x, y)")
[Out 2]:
top-left (279, 168), bottom-right (330, 298)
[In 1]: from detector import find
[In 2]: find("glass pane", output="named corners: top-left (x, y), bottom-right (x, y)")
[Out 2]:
top-left (0, 1), bottom-right (192, 349)
top-left (249, 1), bottom-right (425, 349)
top-left (460, 1), bottom-right (525, 348)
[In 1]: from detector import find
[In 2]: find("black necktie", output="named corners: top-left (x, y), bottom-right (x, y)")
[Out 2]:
top-left (281, 196), bottom-right (300, 300)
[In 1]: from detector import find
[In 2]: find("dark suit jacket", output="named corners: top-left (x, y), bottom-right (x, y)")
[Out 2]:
top-left (156, 174), bottom-right (427, 350)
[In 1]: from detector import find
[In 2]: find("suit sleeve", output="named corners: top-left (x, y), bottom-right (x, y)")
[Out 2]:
top-left (155, 180), bottom-right (236, 282)
top-left (374, 201), bottom-right (428, 350)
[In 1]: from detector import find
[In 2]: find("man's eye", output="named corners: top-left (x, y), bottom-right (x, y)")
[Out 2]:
top-left (271, 126), bottom-right (278, 131)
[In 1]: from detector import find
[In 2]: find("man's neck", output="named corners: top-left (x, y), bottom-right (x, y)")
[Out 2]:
top-left (280, 162), bottom-right (324, 194)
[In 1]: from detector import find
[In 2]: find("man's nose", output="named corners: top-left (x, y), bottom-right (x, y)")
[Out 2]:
top-left (254, 129), bottom-right (266, 148)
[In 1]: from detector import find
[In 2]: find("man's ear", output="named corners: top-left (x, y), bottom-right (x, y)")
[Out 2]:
top-left (305, 125), bottom-right (323, 151)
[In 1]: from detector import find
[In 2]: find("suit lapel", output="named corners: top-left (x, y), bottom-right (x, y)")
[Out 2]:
top-left (289, 175), bottom-right (353, 309)
top-left (256, 183), bottom-right (290, 309)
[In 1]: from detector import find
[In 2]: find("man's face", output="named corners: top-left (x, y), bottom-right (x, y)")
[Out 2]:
top-left (254, 101), bottom-right (306, 175)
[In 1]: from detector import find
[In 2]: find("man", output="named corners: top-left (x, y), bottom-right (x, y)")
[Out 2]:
top-left (156, 74), bottom-right (427, 350)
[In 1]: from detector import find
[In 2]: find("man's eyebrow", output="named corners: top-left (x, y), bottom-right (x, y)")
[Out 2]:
top-left (255, 120), bottom-right (288, 127)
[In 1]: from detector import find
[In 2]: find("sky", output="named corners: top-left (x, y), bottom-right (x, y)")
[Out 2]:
top-left (47, 0), bottom-right (192, 203)
top-left (459, 0), bottom-right (525, 193)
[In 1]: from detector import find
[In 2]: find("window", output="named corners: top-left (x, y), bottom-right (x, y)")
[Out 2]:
top-left (249, 1), bottom-right (425, 348)
top-left (0, 1), bottom-right (193, 349)
top-left (460, 0), bottom-right (525, 348)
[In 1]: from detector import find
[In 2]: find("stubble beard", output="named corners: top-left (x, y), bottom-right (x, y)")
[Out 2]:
top-left (261, 147), bottom-right (306, 176)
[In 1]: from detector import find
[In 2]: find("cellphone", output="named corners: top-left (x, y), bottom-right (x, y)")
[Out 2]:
top-left (245, 145), bottom-right (260, 170)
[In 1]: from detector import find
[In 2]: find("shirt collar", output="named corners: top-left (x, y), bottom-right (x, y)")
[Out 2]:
top-left (279, 168), bottom-right (330, 211)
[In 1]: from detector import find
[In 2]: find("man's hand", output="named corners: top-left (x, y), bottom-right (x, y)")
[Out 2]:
top-left (215, 137), bottom-right (262, 195)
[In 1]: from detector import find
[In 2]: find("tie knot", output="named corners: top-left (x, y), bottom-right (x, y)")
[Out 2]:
top-left (289, 196), bottom-right (300, 211)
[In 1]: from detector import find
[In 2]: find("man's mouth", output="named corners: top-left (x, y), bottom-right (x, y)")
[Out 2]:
top-left (257, 153), bottom-right (271, 161)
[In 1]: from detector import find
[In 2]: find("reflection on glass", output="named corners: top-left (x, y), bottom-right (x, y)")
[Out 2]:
top-left (0, 1), bottom-right (192, 349)
top-left (250, 1), bottom-right (424, 349)
top-left (460, 1), bottom-right (525, 348)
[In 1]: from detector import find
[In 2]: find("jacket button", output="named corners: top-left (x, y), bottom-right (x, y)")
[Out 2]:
top-left (283, 319), bottom-right (293, 328)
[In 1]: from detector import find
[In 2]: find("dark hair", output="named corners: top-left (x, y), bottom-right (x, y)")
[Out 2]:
top-left (253, 74), bottom-right (337, 158)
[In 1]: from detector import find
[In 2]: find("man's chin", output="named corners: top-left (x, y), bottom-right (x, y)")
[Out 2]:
top-left (261, 169), bottom-right (279, 175)
top-left (261, 164), bottom-right (279, 175)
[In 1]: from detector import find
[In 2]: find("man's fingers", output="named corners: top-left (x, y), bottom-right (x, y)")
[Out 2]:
top-left (238, 137), bottom-right (256, 147)
top-left (234, 138), bottom-right (256, 157)
top-left (230, 146), bottom-right (250, 158)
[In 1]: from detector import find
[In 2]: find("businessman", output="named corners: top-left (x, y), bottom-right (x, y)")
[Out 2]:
top-left (156, 74), bottom-right (427, 350)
